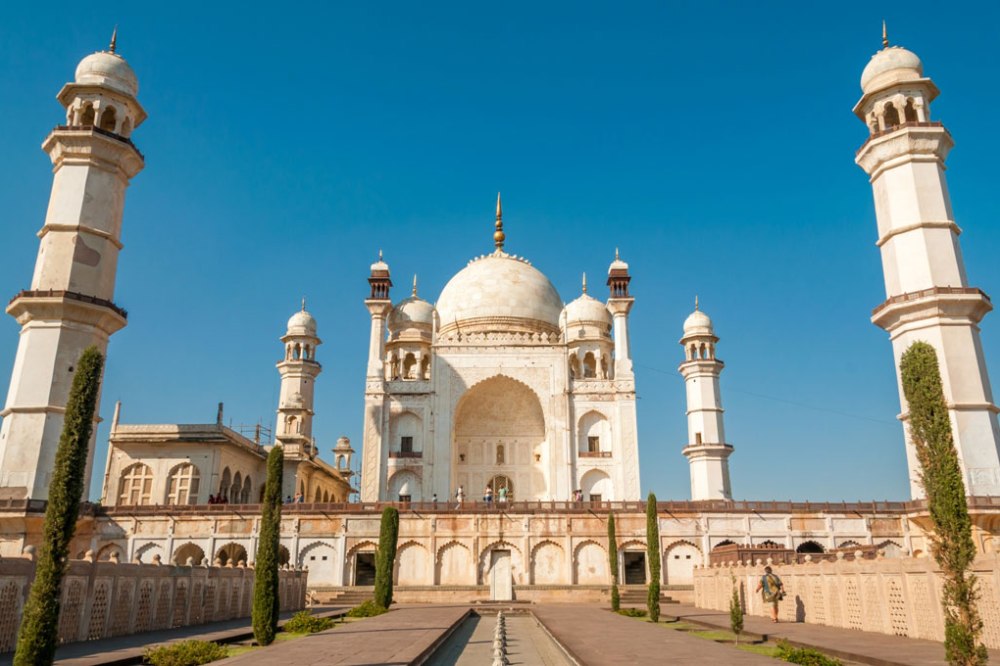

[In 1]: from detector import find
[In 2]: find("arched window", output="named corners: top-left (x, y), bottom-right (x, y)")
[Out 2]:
top-left (166, 463), bottom-right (201, 505)
top-left (240, 476), bottom-right (252, 503)
top-left (293, 343), bottom-right (301, 360)
top-left (231, 472), bottom-right (242, 503)
top-left (689, 344), bottom-right (698, 360)
top-left (314, 488), bottom-right (322, 502)
top-left (118, 463), bottom-right (154, 506)
top-left (322, 490), bottom-right (330, 502)
top-left (569, 355), bottom-right (581, 378)
top-left (488, 475), bottom-right (513, 499)
top-left (421, 355), bottom-right (431, 379)
top-left (904, 98), bottom-right (918, 123)
top-left (796, 541), bottom-right (825, 554)
top-left (120, 117), bottom-right (132, 137)
top-left (80, 103), bottom-right (95, 126)
top-left (98, 105), bottom-right (117, 132)
top-left (883, 102), bottom-right (900, 129)
top-left (583, 352), bottom-right (597, 378)
top-left (219, 467), bottom-right (232, 498)
top-left (402, 353), bottom-right (417, 379)
top-left (496, 444), bottom-right (505, 464)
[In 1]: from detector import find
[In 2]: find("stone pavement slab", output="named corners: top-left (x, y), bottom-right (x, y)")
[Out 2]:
top-left (222, 605), bottom-right (470, 665)
top-left (532, 605), bottom-right (775, 665)
top-left (666, 603), bottom-right (1000, 666)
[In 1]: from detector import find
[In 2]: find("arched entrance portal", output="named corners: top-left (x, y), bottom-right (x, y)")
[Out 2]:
top-left (487, 475), bottom-right (513, 500)
top-left (453, 376), bottom-right (547, 500)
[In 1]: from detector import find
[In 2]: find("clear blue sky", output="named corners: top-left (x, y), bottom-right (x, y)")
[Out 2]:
top-left (0, 1), bottom-right (997, 502)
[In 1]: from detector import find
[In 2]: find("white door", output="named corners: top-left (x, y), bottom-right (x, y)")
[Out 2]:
top-left (490, 550), bottom-right (513, 601)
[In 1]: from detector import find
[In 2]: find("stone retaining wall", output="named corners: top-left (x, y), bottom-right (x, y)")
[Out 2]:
top-left (693, 553), bottom-right (1000, 649)
top-left (0, 554), bottom-right (308, 653)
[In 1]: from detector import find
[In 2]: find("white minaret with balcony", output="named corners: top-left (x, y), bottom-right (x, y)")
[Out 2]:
top-left (680, 300), bottom-right (733, 500)
top-left (0, 34), bottom-right (145, 500)
top-left (854, 30), bottom-right (1000, 498)
top-left (275, 303), bottom-right (322, 498)
top-left (360, 253), bottom-right (392, 501)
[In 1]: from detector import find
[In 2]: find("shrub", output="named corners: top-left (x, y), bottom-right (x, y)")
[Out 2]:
top-left (143, 640), bottom-right (228, 666)
top-left (901, 342), bottom-right (988, 666)
top-left (282, 610), bottom-right (334, 634)
top-left (775, 641), bottom-right (843, 666)
top-left (14, 348), bottom-right (104, 666)
top-left (346, 600), bottom-right (387, 618)
top-left (616, 608), bottom-right (648, 618)
top-left (608, 512), bottom-right (620, 612)
top-left (373, 506), bottom-right (399, 608)
top-left (252, 445), bottom-right (283, 646)
top-left (729, 572), bottom-right (744, 645)
top-left (646, 492), bottom-right (661, 622)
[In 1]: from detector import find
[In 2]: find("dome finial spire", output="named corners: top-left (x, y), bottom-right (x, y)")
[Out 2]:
top-left (695, 295), bottom-right (699, 311)
top-left (109, 25), bottom-right (118, 54)
top-left (412, 274), bottom-right (418, 297)
top-left (582, 272), bottom-right (588, 294)
top-left (882, 19), bottom-right (888, 49)
top-left (493, 192), bottom-right (505, 251)
top-left (301, 297), bottom-right (306, 311)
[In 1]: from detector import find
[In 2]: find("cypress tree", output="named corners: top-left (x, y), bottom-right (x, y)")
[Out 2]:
top-left (14, 347), bottom-right (104, 666)
top-left (901, 342), bottom-right (988, 665)
top-left (373, 506), bottom-right (399, 609)
top-left (646, 492), bottom-right (661, 622)
top-left (252, 445), bottom-right (283, 646)
top-left (608, 512), bottom-right (620, 611)
top-left (729, 572), bottom-right (744, 645)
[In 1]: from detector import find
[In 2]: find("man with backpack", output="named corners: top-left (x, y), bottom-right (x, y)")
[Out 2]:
top-left (755, 565), bottom-right (785, 622)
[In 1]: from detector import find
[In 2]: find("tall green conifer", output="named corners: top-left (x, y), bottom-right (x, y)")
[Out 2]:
top-left (374, 506), bottom-right (399, 608)
top-left (646, 492), bottom-right (661, 622)
top-left (608, 512), bottom-right (620, 611)
top-left (901, 342), bottom-right (988, 665)
top-left (252, 445), bottom-right (283, 646)
top-left (14, 347), bottom-right (104, 666)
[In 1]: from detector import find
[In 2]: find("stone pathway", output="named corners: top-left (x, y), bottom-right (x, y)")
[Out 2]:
top-left (666, 603), bottom-right (1000, 666)
top-left (0, 608), bottom-right (348, 666)
top-left (223, 605), bottom-right (470, 665)
top-left (431, 613), bottom-right (572, 665)
top-left (532, 605), bottom-right (775, 665)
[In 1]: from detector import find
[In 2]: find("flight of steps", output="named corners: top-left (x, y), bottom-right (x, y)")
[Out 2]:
top-left (311, 586), bottom-right (375, 605)
top-left (619, 586), bottom-right (675, 605)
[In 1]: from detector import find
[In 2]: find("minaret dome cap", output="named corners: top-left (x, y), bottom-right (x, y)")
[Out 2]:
top-left (75, 50), bottom-right (138, 97)
top-left (286, 309), bottom-right (318, 336)
top-left (683, 307), bottom-right (713, 336)
top-left (860, 46), bottom-right (922, 93)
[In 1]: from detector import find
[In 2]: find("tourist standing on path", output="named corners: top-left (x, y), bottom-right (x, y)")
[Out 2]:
top-left (484, 486), bottom-right (493, 507)
top-left (498, 485), bottom-right (508, 505)
top-left (755, 565), bottom-right (784, 622)
top-left (455, 485), bottom-right (465, 508)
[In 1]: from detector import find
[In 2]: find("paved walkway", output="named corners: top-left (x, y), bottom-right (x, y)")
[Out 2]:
top-left (0, 608), bottom-right (348, 666)
top-left (224, 605), bottom-right (470, 665)
top-left (666, 603), bottom-right (1000, 666)
top-left (533, 605), bottom-right (774, 665)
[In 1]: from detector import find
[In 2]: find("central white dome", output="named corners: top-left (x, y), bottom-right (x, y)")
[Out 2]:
top-left (436, 252), bottom-right (563, 334)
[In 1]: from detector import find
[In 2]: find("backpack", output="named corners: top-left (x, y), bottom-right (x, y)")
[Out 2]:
top-left (763, 573), bottom-right (783, 601)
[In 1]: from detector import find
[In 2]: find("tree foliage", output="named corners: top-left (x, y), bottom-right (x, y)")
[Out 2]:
top-left (373, 506), bottom-right (399, 609)
top-left (608, 512), bottom-right (620, 611)
top-left (14, 347), bottom-right (104, 666)
top-left (901, 342), bottom-right (988, 665)
top-left (252, 445), bottom-right (283, 646)
top-left (646, 492), bottom-right (661, 622)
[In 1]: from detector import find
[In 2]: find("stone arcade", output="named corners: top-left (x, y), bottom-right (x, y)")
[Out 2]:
top-left (0, 33), bottom-right (999, 608)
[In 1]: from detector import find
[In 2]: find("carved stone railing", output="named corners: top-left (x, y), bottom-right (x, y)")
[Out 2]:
top-left (7, 289), bottom-right (128, 319)
top-left (856, 120), bottom-right (948, 154)
top-left (872, 286), bottom-right (990, 317)
top-left (579, 451), bottom-right (612, 458)
top-left (388, 451), bottom-right (423, 459)
top-left (53, 124), bottom-right (144, 158)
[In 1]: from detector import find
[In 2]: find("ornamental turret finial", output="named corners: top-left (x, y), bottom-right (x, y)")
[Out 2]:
top-left (494, 192), bottom-right (505, 250)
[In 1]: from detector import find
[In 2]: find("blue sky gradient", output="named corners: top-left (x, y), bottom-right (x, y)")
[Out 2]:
top-left (0, 1), bottom-right (997, 501)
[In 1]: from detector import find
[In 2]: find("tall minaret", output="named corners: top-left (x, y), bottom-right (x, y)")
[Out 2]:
top-left (360, 253), bottom-right (392, 501)
top-left (274, 302), bottom-right (321, 454)
top-left (679, 300), bottom-right (733, 500)
top-left (854, 30), bottom-right (1000, 498)
top-left (0, 35), bottom-right (146, 500)
top-left (606, 249), bottom-right (634, 379)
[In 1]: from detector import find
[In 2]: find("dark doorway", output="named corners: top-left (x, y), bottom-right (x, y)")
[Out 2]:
top-left (355, 553), bottom-right (376, 585)
top-left (623, 552), bottom-right (646, 584)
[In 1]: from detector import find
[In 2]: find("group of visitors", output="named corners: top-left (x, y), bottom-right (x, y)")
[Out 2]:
top-left (207, 493), bottom-right (229, 504)
top-left (284, 493), bottom-right (306, 504)
top-left (482, 484), bottom-right (509, 506)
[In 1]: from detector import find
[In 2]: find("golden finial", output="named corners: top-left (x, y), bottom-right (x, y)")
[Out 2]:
top-left (882, 20), bottom-right (888, 49)
top-left (301, 297), bottom-right (306, 311)
top-left (695, 295), bottom-right (699, 311)
top-left (412, 274), bottom-right (418, 297)
top-left (582, 273), bottom-right (588, 294)
top-left (494, 192), bottom-right (505, 250)
top-left (109, 25), bottom-right (118, 54)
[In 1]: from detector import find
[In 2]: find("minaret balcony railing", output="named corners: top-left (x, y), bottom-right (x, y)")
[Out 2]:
top-left (52, 125), bottom-right (144, 158)
top-left (856, 120), bottom-right (947, 155)
top-left (579, 451), bottom-right (612, 458)
top-left (872, 286), bottom-right (990, 317)
top-left (8, 289), bottom-right (128, 319)
top-left (388, 451), bottom-right (422, 459)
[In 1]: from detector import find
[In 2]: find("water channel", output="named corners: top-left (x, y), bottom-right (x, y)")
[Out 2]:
top-left (428, 610), bottom-right (574, 666)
